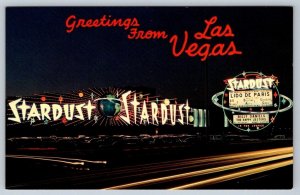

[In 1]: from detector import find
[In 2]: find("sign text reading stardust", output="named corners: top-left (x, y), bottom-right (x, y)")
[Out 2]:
top-left (65, 15), bottom-right (242, 61)
top-left (8, 91), bottom-right (194, 126)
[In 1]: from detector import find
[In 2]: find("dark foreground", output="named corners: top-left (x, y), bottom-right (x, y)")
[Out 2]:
top-left (6, 137), bottom-right (293, 189)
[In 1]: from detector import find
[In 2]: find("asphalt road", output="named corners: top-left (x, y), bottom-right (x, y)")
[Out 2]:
top-left (6, 146), bottom-right (293, 189)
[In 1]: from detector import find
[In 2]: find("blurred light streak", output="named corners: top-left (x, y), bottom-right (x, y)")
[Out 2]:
top-left (104, 152), bottom-right (292, 189)
top-left (7, 154), bottom-right (107, 165)
top-left (171, 159), bottom-right (293, 189)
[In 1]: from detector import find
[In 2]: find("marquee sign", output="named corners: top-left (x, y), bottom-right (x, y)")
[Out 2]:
top-left (7, 88), bottom-right (207, 128)
top-left (212, 72), bottom-right (293, 132)
top-left (228, 89), bottom-right (273, 108)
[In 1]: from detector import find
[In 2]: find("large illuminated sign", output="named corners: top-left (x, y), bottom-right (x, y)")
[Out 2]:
top-left (229, 90), bottom-right (273, 108)
top-left (212, 72), bottom-right (293, 132)
top-left (7, 88), bottom-right (207, 128)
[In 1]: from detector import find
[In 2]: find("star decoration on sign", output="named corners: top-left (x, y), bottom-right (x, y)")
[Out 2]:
top-left (273, 92), bottom-right (278, 98)
top-left (275, 80), bottom-right (280, 86)
top-left (274, 103), bottom-right (278, 108)
top-left (94, 115), bottom-right (98, 124)
top-left (271, 116), bottom-right (275, 123)
top-left (261, 107), bottom-right (264, 112)
top-left (30, 118), bottom-right (35, 125)
top-left (281, 98), bottom-right (286, 105)
top-left (90, 93), bottom-right (94, 100)
top-left (242, 71), bottom-right (246, 77)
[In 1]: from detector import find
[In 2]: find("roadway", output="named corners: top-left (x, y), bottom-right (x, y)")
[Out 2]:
top-left (6, 146), bottom-right (293, 189)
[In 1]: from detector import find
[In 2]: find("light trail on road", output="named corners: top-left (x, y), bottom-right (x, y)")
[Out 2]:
top-left (104, 153), bottom-right (292, 189)
top-left (103, 147), bottom-right (293, 189)
top-left (6, 154), bottom-right (107, 165)
top-left (170, 159), bottom-right (293, 189)
top-left (6, 146), bottom-right (293, 189)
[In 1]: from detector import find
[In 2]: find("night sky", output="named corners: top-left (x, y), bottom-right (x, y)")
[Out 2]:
top-left (6, 7), bottom-right (293, 110)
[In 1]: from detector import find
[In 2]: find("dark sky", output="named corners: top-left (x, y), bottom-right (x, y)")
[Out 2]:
top-left (6, 7), bottom-right (293, 108)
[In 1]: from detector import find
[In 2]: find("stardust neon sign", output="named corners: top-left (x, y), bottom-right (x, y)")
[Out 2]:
top-left (7, 89), bottom-right (207, 127)
top-left (118, 91), bottom-right (191, 125)
top-left (212, 72), bottom-right (293, 132)
top-left (225, 77), bottom-right (275, 92)
top-left (8, 99), bottom-right (95, 123)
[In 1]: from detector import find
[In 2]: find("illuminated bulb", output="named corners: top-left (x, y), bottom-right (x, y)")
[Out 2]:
top-left (41, 96), bottom-right (46, 102)
top-left (62, 117), bottom-right (67, 124)
top-left (58, 96), bottom-right (63, 103)
top-left (79, 92), bottom-right (84, 97)
top-left (189, 115), bottom-right (194, 122)
top-left (164, 99), bottom-right (170, 105)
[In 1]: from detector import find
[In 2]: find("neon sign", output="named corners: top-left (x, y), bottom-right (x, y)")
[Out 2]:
top-left (212, 72), bottom-right (293, 132)
top-left (7, 88), bottom-right (207, 127)
top-left (65, 15), bottom-right (242, 62)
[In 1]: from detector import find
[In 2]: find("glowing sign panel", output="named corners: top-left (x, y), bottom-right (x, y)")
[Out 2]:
top-left (212, 72), bottom-right (293, 132)
top-left (229, 90), bottom-right (273, 108)
top-left (233, 114), bottom-right (269, 124)
top-left (7, 88), bottom-right (207, 128)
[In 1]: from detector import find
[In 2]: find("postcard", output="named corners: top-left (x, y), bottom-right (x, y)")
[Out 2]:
top-left (6, 7), bottom-right (293, 189)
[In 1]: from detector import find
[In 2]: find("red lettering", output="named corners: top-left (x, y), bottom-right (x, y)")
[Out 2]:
top-left (65, 15), bottom-right (141, 33)
top-left (131, 18), bottom-right (140, 27)
top-left (85, 19), bottom-right (93, 27)
top-left (93, 19), bottom-right (101, 27)
top-left (169, 16), bottom-right (242, 61)
top-left (226, 41), bottom-right (243, 55)
top-left (169, 30), bottom-right (242, 61)
top-left (108, 18), bottom-right (123, 27)
top-left (210, 44), bottom-right (225, 56)
top-left (223, 25), bottom-right (235, 37)
top-left (65, 15), bottom-right (76, 33)
top-left (128, 28), bottom-right (168, 40)
top-left (198, 44), bottom-right (210, 61)
top-left (194, 16), bottom-right (217, 40)
top-left (194, 16), bottom-right (235, 39)
top-left (210, 26), bottom-right (222, 37)
top-left (169, 31), bottom-right (188, 57)
top-left (76, 19), bottom-right (86, 28)
top-left (185, 43), bottom-right (199, 57)
top-left (128, 28), bottom-right (137, 39)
